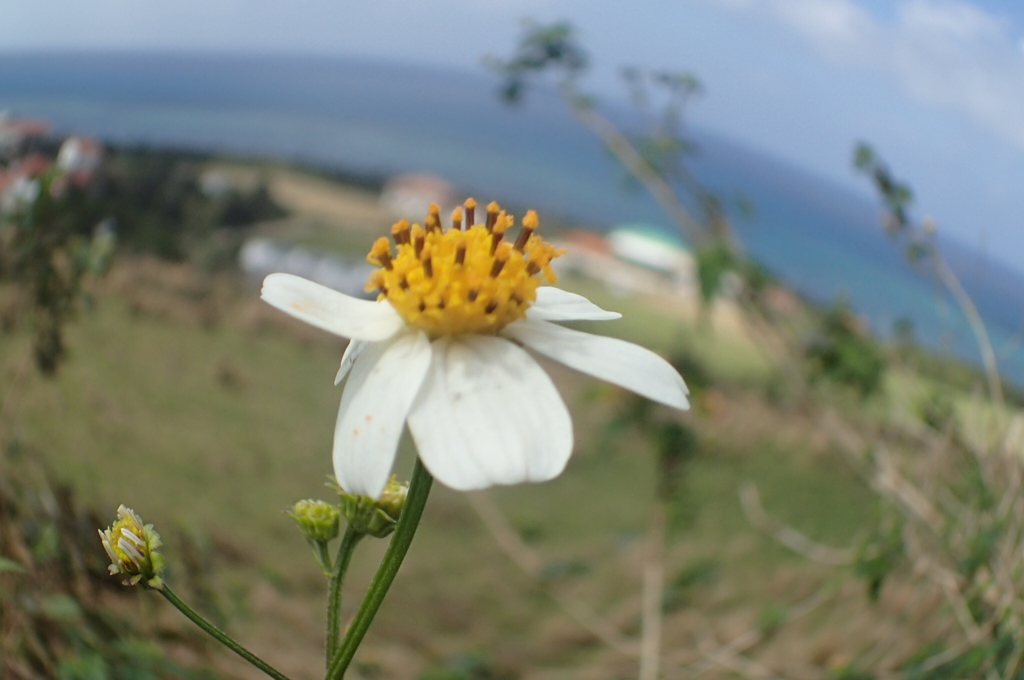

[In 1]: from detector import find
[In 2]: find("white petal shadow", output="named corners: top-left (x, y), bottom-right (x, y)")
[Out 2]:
top-left (334, 331), bottom-right (432, 498)
top-left (505, 318), bottom-right (690, 410)
top-left (262, 273), bottom-right (404, 342)
top-left (335, 340), bottom-right (367, 385)
top-left (408, 336), bottom-right (573, 491)
top-left (529, 287), bottom-right (622, 321)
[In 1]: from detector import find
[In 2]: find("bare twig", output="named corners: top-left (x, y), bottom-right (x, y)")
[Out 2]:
top-left (932, 252), bottom-right (1004, 410)
top-left (871, 447), bottom-right (944, 531)
top-left (696, 633), bottom-right (780, 680)
top-left (933, 565), bottom-right (984, 643)
top-left (901, 526), bottom-right (988, 649)
top-left (907, 637), bottom-right (979, 676)
top-left (464, 491), bottom-right (640, 656)
top-left (639, 501), bottom-right (666, 680)
top-left (739, 483), bottom-right (855, 565)
top-left (1001, 639), bottom-right (1024, 680)
top-left (665, 585), bottom-right (836, 680)
top-left (0, 344), bottom-right (33, 448)
top-left (995, 415), bottom-right (1024, 521)
top-left (567, 102), bottom-right (712, 251)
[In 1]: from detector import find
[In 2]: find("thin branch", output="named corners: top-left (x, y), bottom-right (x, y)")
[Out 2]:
top-left (1001, 638), bottom-right (1024, 680)
top-left (665, 584), bottom-right (836, 680)
top-left (872, 447), bottom-right (945, 531)
top-left (995, 414), bottom-right (1024, 521)
top-left (914, 639), bottom-right (977, 675)
top-left (910, 550), bottom-right (986, 647)
top-left (931, 251), bottom-right (1003, 410)
top-left (567, 101), bottom-right (711, 251)
top-left (638, 501), bottom-right (666, 680)
top-left (739, 482), bottom-right (855, 565)
top-left (696, 633), bottom-right (781, 680)
top-left (464, 490), bottom-right (640, 657)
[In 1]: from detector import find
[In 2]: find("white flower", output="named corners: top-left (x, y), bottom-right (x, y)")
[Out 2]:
top-left (261, 201), bottom-right (689, 498)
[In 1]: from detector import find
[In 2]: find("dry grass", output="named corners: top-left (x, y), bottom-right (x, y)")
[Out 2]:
top-left (1, 167), bottom-right (999, 679)
top-left (0, 253), bottom-right (941, 680)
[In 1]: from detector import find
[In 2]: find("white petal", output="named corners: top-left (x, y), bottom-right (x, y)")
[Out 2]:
top-left (407, 336), bottom-right (573, 491)
top-left (334, 331), bottom-right (432, 498)
top-left (529, 287), bottom-right (622, 321)
top-left (505, 318), bottom-right (690, 410)
top-left (261, 273), bottom-right (404, 342)
top-left (335, 340), bottom-right (366, 385)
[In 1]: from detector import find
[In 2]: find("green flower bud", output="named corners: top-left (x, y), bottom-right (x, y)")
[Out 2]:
top-left (287, 499), bottom-right (341, 543)
top-left (98, 505), bottom-right (166, 589)
top-left (336, 477), bottom-right (408, 539)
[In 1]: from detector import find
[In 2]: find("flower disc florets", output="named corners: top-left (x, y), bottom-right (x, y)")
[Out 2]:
top-left (98, 505), bottom-right (166, 588)
top-left (288, 499), bottom-right (341, 543)
top-left (365, 199), bottom-right (563, 337)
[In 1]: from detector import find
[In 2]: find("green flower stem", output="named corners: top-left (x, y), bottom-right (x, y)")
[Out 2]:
top-left (326, 525), bottom-right (364, 668)
top-left (317, 539), bottom-right (333, 575)
top-left (159, 585), bottom-right (291, 680)
top-left (326, 458), bottom-right (434, 680)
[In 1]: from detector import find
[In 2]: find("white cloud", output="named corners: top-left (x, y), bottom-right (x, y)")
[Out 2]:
top-left (899, 0), bottom-right (1004, 42)
top-left (893, 1), bottom-right (1024, 147)
top-left (704, 0), bottom-right (1024, 150)
top-left (771, 0), bottom-right (876, 51)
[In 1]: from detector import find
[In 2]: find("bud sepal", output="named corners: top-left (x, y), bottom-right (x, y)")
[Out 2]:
top-left (287, 499), bottom-right (342, 573)
top-left (288, 499), bottom-right (341, 543)
top-left (335, 476), bottom-right (408, 539)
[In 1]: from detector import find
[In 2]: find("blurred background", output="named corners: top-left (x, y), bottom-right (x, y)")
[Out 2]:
top-left (2, 2), bottom-right (1024, 679)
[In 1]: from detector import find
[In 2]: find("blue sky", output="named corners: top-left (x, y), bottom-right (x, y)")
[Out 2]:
top-left (3, 0), bottom-right (1024, 269)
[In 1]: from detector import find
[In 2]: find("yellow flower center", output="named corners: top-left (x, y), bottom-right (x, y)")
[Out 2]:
top-left (365, 199), bottom-right (563, 337)
top-left (110, 520), bottom-right (147, 566)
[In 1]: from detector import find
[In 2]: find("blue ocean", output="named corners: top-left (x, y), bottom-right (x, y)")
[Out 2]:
top-left (2, 52), bottom-right (1022, 382)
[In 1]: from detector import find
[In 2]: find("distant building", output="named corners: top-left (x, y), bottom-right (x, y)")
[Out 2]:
top-left (239, 238), bottom-right (376, 299)
top-left (199, 170), bottom-right (234, 198)
top-left (56, 136), bottom-right (103, 180)
top-left (0, 153), bottom-right (51, 214)
top-left (607, 223), bottom-right (692, 273)
top-left (0, 117), bottom-right (105, 212)
top-left (0, 175), bottom-right (41, 213)
top-left (379, 173), bottom-right (456, 221)
top-left (554, 225), bottom-right (696, 297)
top-left (0, 113), bottom-right (51, 159)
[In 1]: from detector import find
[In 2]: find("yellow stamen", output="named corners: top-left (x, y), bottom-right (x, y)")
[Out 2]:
top-left (391, 219), bottom-right (411, 245)
top-left (421, 244), bottom-right (434, 278)
top-left (412, 224), bottom-right (426, 257)
top-left (514, 210), bottom-right (539, 252)
top-left (368, 237), bottom-right (394, 270)
top-left (486, 201), bottom-right (500, 230)
top-left (491, 211), bottom-right (509, 254)
top-left (366, 200), bottom-right (562, 337)
top-left (491, 241), bottom-right (512, 278)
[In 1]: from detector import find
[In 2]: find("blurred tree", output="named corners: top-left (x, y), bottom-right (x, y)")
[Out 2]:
top-left (804, 297), bottom-right (887, 398)
top-left (1, 171), bottom-right (115, 375)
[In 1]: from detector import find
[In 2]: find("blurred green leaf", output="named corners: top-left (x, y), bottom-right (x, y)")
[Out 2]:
top-left (42, 594), bottom-right (85, 622)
